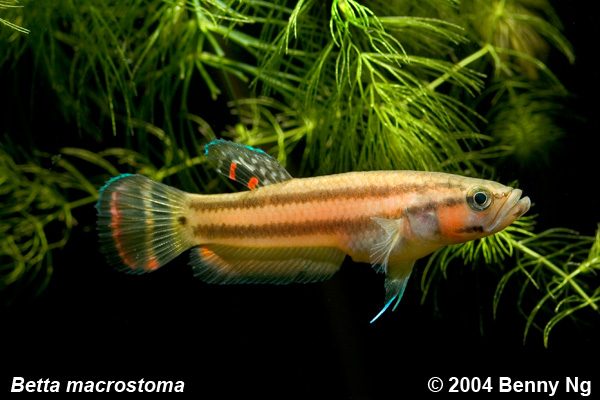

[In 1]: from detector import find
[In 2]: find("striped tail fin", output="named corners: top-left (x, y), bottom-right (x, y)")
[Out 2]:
top-left (95, 174), bottom-right (193, 273)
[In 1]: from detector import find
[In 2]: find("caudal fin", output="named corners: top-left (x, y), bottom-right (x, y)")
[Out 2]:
top-left (96, 174), bottom-right (193, 273)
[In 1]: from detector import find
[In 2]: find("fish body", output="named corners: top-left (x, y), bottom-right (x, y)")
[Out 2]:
top-left (96, 140), bottom-right (531, 320)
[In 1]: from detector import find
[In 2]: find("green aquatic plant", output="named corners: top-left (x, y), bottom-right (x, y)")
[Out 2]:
top-left (1, 0), bottom-right (596, 346)
top-left (0, 1), bottom-right (29, 34)
top-left (497, 226), bottom-right (600, 347)
top-left (0, 145), bottom-right (96, 302)
top-left (421, 217), bottom-right (600, 346)
top-left (485, 88), bottom-right (565, 166)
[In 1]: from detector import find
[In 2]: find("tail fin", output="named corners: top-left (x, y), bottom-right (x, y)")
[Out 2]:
top-left (96, 174), bottom-right (193, 273)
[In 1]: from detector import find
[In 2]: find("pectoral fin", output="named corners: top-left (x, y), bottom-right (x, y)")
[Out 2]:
top-left (370, 260), bottom-right (415, 323)
top-left (370, 217), bottom-right (406, 274)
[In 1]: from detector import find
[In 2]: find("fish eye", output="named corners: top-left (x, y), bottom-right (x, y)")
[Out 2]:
top-left (467, 186), bottom-right (492, 211)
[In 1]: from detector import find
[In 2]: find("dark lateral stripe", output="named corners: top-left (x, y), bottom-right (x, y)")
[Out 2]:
top-left (193, 197), bottom-right (465, 239)
top-left (455, 225), bottom-right (484, 234)
top-left (406, 196), bottom-right (464, 214)
top-left (193, 195), bottom-right (466, 240)
top-left (193, 217), bottom-right (376, 239)
top-left (190, 181), bottom-right (466, 212)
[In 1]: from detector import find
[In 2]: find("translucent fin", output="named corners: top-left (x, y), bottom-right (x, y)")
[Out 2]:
top-left (190, 245), bottom-right (346, 284)
top-left (204, 139), bottom-right (293, 189)
top-left (96, 174), bottom-right (193, 273)
top-left (370, 217), bottom-right (406, 274)
top-left (370, 260), bottom-right (415, 323)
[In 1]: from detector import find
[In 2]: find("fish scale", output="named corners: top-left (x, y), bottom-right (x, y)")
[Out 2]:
top-left (96, 140), bottom-right (530, 321)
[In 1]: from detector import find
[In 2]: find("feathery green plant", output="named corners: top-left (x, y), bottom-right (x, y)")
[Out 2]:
top-left (0, 1), bottom-right (29, 34)
top-left (496, 226), bottom-right (600, 347)
top-left (0, 145), bottom-right (96, 302)
top-left (1, 0), bottom-right (596, 346)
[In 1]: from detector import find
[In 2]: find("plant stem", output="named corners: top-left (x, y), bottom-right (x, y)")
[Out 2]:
top-left (68, 195), bottom-right (97, 210)
top-left (427, 45), bottom-right (490, 92)
top-left (156, 156), bottom-right (204, 181)
top-left (486, 0), bottom-right (507, 44)
top-left (511, 240), bottom-right (599, 311)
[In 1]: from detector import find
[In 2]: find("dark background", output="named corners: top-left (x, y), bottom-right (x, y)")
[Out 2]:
top-left (2, 3), bottom-right (599, 399)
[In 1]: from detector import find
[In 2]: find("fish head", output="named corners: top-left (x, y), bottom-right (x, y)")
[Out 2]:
top-left (435, 179), bottom-right (531, 244)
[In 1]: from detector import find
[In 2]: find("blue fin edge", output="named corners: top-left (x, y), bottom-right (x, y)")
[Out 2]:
top-left (204, 139), bottom-right (267, 156)
top-left (95, 173), bottom-right (134, 209)
top-left (370, 297), bottom-right (396, 324)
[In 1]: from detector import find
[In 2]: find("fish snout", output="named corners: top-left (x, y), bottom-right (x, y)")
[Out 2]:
top-left (485, 188), bottom-right (531, 233)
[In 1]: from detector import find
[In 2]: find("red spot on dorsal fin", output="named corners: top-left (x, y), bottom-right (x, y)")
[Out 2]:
top-left (204, 140), bottom-right (292, 190)
top-left (248, 177), bottom-right (259, 190)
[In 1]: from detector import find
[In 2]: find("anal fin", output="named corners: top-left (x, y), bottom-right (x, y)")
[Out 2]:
top-left (190, 245), bottom-right (346, 285)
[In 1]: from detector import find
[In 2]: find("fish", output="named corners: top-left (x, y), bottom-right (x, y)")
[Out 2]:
top-left (96, 139), bottom-right (531, 321)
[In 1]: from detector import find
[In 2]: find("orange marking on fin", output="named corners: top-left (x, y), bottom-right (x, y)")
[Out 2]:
top-left (110, 192), bottom-right (121, 233)
top-left (201, 246), bottom-right (214, 259)
top-left (146, 256), bottom-right (160, 271)
top-left (229, 162), bottom-right (237, 180)
top-left (109, 191), bottom-right (136, 269)
top-left (200, 246), bottom-right (232, 272)
top-left (248, 176), bottom-right (259, 190)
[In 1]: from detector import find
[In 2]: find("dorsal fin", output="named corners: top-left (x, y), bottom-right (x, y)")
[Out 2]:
top-left (204, 140), bottom-right (293, 190)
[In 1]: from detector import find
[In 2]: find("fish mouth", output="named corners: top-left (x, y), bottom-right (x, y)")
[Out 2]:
top-left (485, 188), bottom-right (531, 234)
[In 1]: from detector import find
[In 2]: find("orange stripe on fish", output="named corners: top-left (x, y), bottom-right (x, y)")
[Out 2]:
top-left (96, 140), bottom-right (531, 321)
